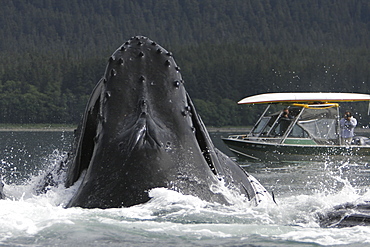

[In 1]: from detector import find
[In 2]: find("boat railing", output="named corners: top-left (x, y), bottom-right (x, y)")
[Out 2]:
top-left (227, 134), bottom-right (246, 140)
top-left (227, 134), bottom-right (283, 144)
top-left (353, 136), bottom-right (370, 145)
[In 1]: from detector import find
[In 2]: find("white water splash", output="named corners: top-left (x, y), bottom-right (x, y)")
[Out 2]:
top-left (0, 151), bottom-right (370, 246)
top-left (0, 178), bottom-right (369, 246)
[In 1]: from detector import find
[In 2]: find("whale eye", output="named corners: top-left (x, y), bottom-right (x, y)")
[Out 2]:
top-left (139, 75), bottom-right (145, 82)
top-left (164, 60), bottom-right (171, 67)
top-left (166, 52), bottom-right (172, 57)
top-left (175, 66), bottom-right (181, 71)
top-left (120, 46), bottom-right (126, 51)
top-left (109, 56), bottom-right (114, 62)
top-left (156, 48), bottom-right (162, 54)
top-left (137, 41), bottom-right (143, 46)
top-left (118, 58), bottom-right (124, 65)
top-left (110, 69), bottom-right (117, 77)
top-left (138, 51), bottom-right (144, 57)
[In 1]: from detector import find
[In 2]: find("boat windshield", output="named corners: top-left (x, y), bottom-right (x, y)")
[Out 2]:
top-left (297, 107), bottom-right (339, 144)
top-left (251, 117), bottom-right (270, 135)
top-left (251, 107), bottom-right (301, 137)
top-left (288, 124), bottom-right (309, 138)
top-left (249, 105), bottom-right (339, 144)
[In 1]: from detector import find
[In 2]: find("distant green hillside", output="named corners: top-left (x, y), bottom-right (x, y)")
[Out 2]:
top-left (0, 0), bottom-right (369, 126)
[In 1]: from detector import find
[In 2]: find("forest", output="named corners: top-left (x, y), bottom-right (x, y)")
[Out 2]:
top-left (0, 0), bottom-right (369, 126)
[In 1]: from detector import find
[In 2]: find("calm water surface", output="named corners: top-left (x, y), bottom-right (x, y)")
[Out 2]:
top-left (0, 131), bottom-right (369, 246)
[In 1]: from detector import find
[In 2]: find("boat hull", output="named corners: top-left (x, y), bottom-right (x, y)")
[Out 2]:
top-left (222, 137), bottom-right (370, 162)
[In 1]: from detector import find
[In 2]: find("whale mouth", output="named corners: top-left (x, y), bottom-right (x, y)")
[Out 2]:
top-left (185, 93), bottom-right (218, 176)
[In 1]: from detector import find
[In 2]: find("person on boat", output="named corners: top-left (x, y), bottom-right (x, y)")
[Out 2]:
top-left (277, 107), bottom-right (294, 135)
top-left (340, 111), bottom-right (357, 145)
top-left (281, 108), bottom-right (294, 119)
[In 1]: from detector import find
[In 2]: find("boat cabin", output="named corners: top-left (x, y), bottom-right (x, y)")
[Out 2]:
top-left (248, 103), bottom-right (340, 145)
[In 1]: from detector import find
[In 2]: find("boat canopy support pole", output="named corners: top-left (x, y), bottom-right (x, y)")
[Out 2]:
top-left (337, 106), bottom-right (342, 146)
top-left (247, 104), bottom-right (271, 137)
top-left (279, 107), bottom-right (305, 144)
top-left (267, 110), bottom-right (284, 137)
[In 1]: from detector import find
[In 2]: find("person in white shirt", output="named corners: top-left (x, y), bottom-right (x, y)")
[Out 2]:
top-left (339, 111), bottom-right (357, 145)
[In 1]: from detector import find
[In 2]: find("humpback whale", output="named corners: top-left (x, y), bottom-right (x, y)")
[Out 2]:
top-left (0, 181), bottom-right (4, 199)
top-left (59, 36), bottom-right (271, 209)
top-left (318, 201), bottom-right (370, 227)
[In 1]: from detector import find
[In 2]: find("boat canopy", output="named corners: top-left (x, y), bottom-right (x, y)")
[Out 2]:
top-left (238, 92), bottom-right (370, 105)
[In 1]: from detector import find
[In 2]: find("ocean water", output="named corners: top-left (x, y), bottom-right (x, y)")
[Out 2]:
top-left (0, 131), bottom-right (369, 246)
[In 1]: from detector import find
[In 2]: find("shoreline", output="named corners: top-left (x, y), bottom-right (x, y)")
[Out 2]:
top-left (0, 126), bottom-right (368, 134)
top-left (0, 128), bottom-right (76, 132)
top-left (0, 126), bottom-right (250, 133)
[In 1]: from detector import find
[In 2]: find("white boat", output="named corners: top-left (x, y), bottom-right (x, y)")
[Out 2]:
top-left (222, 92), bottom-right (370, 162)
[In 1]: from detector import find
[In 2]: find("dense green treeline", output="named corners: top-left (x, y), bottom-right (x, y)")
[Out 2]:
top-left (0, 0), bottom-right (369, 126)
top-left (178, 44), bottom-right (370, 126)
